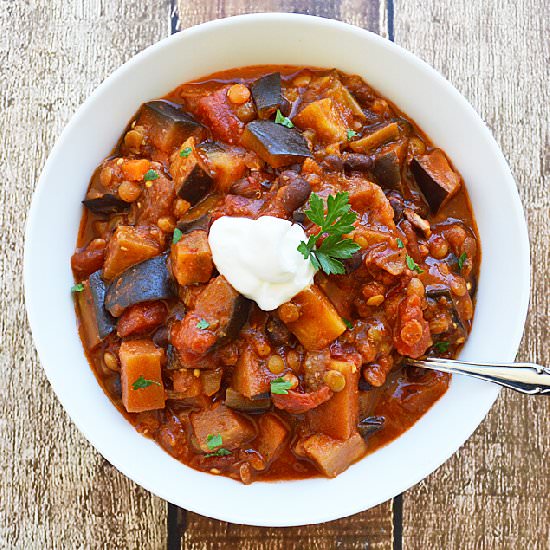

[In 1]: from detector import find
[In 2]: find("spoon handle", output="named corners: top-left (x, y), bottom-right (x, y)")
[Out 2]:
top-left (406, 358), bottom-right (550, 395)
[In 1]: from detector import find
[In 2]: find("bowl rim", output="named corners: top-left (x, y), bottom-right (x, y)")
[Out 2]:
top-left (24, 12), bottom-right (531, 526)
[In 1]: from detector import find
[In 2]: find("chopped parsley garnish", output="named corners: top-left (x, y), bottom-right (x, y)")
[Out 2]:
top-left (71, 283), bottom-right (84, 293)
top-left (397, 238), bottom-right (404, 249)
top-left (297, 192), bottom-right (361, 275)
top-left (346, 129), bottom-right (358, 141)
top-left (458, 252), bottom-right (467, 271)
top-left (179, 147), bottom-right (192, 158)
top-left (342, 318), bottom-right (354, 330)
top-left (196, 318), bottom-right (210, 330)
top-left (172, 227), bottom-right (183, 245)
top-left (433, 341), bottom-right (450, 353)
top-left (271, 377), bottom-right (293, 395)
top-left (143, 169), bottom-right (159, 181)
top-left (205, 434), bottom-right (231, 457)
top-left (205, 448), bottom-right (232, 458)
top-left (274, 109), bottom-right (294, 128)
top-left (206, 433), bottom-right (223, 450)
top-left (132, 376), bottom-right (161, 390)
top-left (406, 255), bottom-right (424, 274)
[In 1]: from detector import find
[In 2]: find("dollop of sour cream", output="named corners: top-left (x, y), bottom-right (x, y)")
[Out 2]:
top-left (208, 216), bottom-right (317, 311)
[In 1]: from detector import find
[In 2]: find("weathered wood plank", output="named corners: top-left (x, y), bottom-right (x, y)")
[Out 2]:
top-left (176, 0), bottom-right (393, 545)
top-left (394, 1), bottom-right (550, 548)
top-left (0, 1), bottom-right (171, 548)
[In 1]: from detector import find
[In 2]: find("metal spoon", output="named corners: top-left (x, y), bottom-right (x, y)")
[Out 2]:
top-left (405, 358), bottom-right (550, 395)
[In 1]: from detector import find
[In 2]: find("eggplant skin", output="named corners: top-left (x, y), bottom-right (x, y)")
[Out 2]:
top-left (88, 270), bottom-right (116, 339)
top-left (224, 293), bottom-right (252, 343)
top-left (82, 194), bottom-right (129, 215)
top-left (242, 120), bottom-right (311, 168)
top-left (143, 100), bottom-right (203, 131)
top-left (176, 164), bottom-right (213, 205)
top-left (176, 213), bottom-right (211, 234)
top-left (105, 254), bottom-right (174, 317)
top-left (251, 72), bottom-right (283, 119)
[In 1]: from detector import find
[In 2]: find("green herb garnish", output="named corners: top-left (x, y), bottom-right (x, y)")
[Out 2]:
top-left (397, 238), bottom-right (404, 249)
top-left (143, 169), bottom-right (159, 181)
top-left (205, 448), bottom-right (232, 458)
top-left (71, 283), bottom-right (84, 293)
top-left (206, 433), bottom-right (223, 450)
top-left (346, 129), bottom-right (358, 141)
top-left (275, 109), bottom-right (294, 129)
top-left (342, 318), bottom-right (354, 330)
top-left (297, 192), bottom-right (361, 275)
top-left (132, 376), bottom-right (161, 390)
top-left (179, 147), bottom-right (192, 158)
top-left (196, 319), bottom-right (210, 330)
top-left (271, 377), bottom-right (293, 395)
top-left (458, 252), bottom-right (467, 271)
top-left (433, 341), bottom-right (450, 353)
top-left (172, 227), bottom-right (183, 245)
top-left (406, 255), bottom-right (424, 274)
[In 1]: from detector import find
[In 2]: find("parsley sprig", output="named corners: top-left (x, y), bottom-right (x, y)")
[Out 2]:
top-left (297, 192), bottom-right (361, 275)
top-left (271, 377), bottom-right (293, 395)
top-left (205, 433), bottom-right (231, 457)
top-left (132, 376), bottom-right (161, 390)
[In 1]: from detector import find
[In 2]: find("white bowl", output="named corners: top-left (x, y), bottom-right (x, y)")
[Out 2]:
top-left (24, 13), bottom-right (530, 526)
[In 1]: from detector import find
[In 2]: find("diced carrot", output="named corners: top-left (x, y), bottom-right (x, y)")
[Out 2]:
top-left (120, 340), bottom-right (165, 413)
top-left (121, 159), bottom-right (151, 181)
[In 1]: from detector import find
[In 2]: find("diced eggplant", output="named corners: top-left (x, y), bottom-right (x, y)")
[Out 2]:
top-left (302, 432), bottom-right (367, 477)
top-left (358, 415), bottom-right (385, 440)
top-left (105, 254), bottom-right (174, 317)
top-left (171, 276), bottom-right (252, 359)
top-left (425, 284), bottom-right (454, 303)
top-left (170, 230), bottom-right (213, 286)
top-left (197, 142), bottom-right (250, 193)
top-left (410, 149), bottom-right (461, 213)
top-left (225, 387), bottom-right (271, 413)
top-left (254, 414), bottom-right (288, 469)
top-left (241, 121), bottom-right (311, 168)
top-left (138, 100), bottom-right (204, 152)
top-left (176, 213), bottom-right (211, 234)
top-left (176, 163), bottom-right (214, 205)
top-left (191, 404), bottom-right (255, 452)
top-left (88, 271), bottom-right (116, 339)
top-left (82, 194), bottom-right (129, 215)
top-left (166, 344), bottom-right (183, 370)
top-left (349, 122), bottom-right (401, 153)
top-left (372, 149), bottom-right (402, 190)
top-left (251, 72), bottom-right (284, 119)
top-left (231, 347), bottom-right (275, 399)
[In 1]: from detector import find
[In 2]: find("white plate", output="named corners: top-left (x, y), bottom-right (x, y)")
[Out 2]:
top-left (24, 13), bottom-right (530, 526)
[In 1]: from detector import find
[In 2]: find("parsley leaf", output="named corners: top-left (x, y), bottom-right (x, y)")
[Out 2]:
top-left (132, 376), bottom-right (161, 390)
top-left (205, 448), bottom-right (232, 458)
top-left (179, 147), bottom-right (192, 158)
top-left (143, 169), bottom-right (159, 181)
top-left (196, 318), bottom-right (210, 330)
top-left (406, 255), bottom-right (424, 274)
top-left (206, 433), bottom-right (223, 450)
top-left (274, 109), bottom-right (294, 129)
top-left (297, 192), bottom-right (361, 275)
top-left (397, 238), bottom-right (404, 249)
top-left (458, 252), bottom-right (467, 271)
top-left (172, 227), bottom-right (183, 245)
top-left (433, 341), bottom-right (450, 353)
top-left (271, 377), bottom-right (293, 395)
top-left (346, 129), bottom-right (358, 141)
top-left (342, 318), bottom-right (354, 330)
top-left (71, 283), bottom-right (84, 293)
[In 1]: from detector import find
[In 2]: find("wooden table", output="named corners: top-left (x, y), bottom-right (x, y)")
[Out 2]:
top-left (1, 0), bottom-right (548, 548)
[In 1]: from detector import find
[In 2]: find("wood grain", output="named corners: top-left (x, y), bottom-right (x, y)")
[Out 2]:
top-left (176, 0), bottom-right (393, 547)
top-left (0, 1), bottom-right (171, 548)
top-left (394, 1), bottom-right (550, 548)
